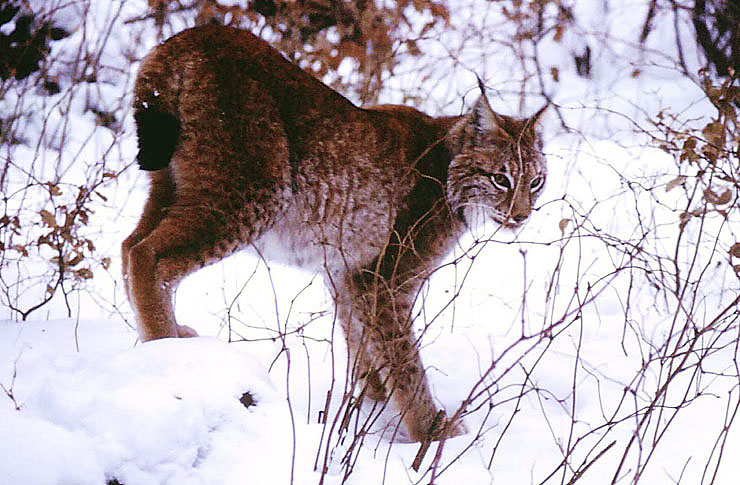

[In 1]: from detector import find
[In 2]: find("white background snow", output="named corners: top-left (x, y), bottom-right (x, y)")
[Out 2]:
top-left (1, 0), bottom-right (738, 484)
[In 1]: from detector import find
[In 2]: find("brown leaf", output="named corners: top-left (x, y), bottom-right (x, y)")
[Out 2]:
top-left (680, 137), bottom-right (699, 163)
top-left (704, 188), bottom-right (732, 206)
top-left (405, 39), bottom-right (421, 56)
top-left (75, 268), bottom-right (93, 280)
top-left (550, 66), bottom-right (560, 82)
top-left (730, 243), bottom-right (740, 259)
top-left (40, 209), bottom-right (57, 228)
top-left (12, 244), bottom-right (29, 257)
top-left (702, 120), bottom-right (724, 145)
top-left (554, 25), bottom-right (564, 42)
top-left (427, 2), bottom-right (449, 22)
top-left (47, 182), bottom-right (62, 196)
top-left (678, 212), bottom-right (691, 230)
top-left (558, 218), bottom-right (570, 235)
top-left (65, 253), bottom-right (84, 267)
top-left (665, 175), bottom-right (686, 192)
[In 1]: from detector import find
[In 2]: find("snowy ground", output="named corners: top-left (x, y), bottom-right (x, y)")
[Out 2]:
top-left (2, 0), bottom-right (739, 484)
top-left (2, 249), bottom-right (739, 484)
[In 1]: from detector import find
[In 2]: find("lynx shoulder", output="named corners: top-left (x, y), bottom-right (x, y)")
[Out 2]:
top-left (122, 24), bottom-right (547, 443)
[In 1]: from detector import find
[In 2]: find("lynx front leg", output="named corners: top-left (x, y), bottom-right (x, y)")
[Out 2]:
top-left (336, 292), bottom-right (387, 403)
top-left (339, 271), bottom-right (461, 442)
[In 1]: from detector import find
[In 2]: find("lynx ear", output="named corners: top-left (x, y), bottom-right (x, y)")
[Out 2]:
top-left (529, 103), bottom-right (548, 127)
top-left (470, 94), bottom-right (504, 134)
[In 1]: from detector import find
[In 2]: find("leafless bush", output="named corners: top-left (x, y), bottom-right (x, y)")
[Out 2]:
top-left (2, 1), bottom-right (739, 484)
top-left (0, 0), bottom-right (141, 320)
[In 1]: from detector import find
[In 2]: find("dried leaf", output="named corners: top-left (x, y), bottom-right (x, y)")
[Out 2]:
top-left (65, 253), bottom-right (84, 267)
top-left (702, 120), bottom-right (724, 145)
top-left (40, 209), bottom-right (57, 228)
top-left (427, 2), bottom-right (449, 22)
top-left (47, 182), bottom-right (62, 196)
top-left (405, 39), bottom-right (421, 56)
top-left (665, 175), bottom-right (686, 192)
top-left (680, 137), bottom-right (699, 163)
top-left (76, 187), bottom-right (89, 204)
top-left (12, 244), bottom-right (29, 257)
top-left (701, 144), bottom-right (719, 164)
top-left (554, 25), bottom-right (564, 42)
top-left (730, 243), bottom-right (740, 259)
top-left (678, 212), bottom-right (691, 231)
top-left (704, 188), bottom-right (732, 206)
top-left (558, 218), bottom-right (570, 235)
top-left (550, 66), bottom-right (560, 82)
top-left (75, 268), bottom-right (93, 280)
top-left (102, 257), bottom-right (111, 270)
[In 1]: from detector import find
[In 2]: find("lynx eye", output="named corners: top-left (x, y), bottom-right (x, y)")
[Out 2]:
top-left (530, 175), bottom-right (544, 192)
top-left (491, 173), bottom-right (512, 190)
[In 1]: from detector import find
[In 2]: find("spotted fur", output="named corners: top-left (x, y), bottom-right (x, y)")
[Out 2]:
top-left (121, 25), bottom-right (546, 443)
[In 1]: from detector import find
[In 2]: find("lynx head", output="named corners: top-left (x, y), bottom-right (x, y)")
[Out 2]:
top-left (446, 95), bottom-right (547, 230)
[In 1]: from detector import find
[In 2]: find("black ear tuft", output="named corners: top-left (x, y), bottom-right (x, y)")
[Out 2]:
top-left (470, 95), bottom-right (497, 133)
top-left (530, 103), bottom-right (548, 126)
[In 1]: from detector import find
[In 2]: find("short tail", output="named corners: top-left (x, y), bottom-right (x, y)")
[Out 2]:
top-left (134, 107), bottom-right (180, 171)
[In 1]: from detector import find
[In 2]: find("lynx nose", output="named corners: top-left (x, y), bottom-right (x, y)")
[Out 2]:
top-left (509, 194), bottom-right (531, 224)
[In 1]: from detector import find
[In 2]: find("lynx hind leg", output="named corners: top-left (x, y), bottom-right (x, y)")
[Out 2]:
top-left (122, 170), bottom-right (174, 303)
top-left (127, 210), bottom-right (213, 341)
top-left (127, 189), bottom-right (279, 341)
top-left (125, 67), bottom-right (292, 341)
top-left (126, 151), bottom-right (290, 341)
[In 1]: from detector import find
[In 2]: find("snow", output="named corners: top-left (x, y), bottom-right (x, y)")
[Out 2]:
top-left (0, 319), bottom-right (496, 484)
top-left (2, 0), bottom-right (740, 484)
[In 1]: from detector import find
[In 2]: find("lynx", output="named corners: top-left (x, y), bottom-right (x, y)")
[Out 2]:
top-left (121, 24), bottom-right (547, 443)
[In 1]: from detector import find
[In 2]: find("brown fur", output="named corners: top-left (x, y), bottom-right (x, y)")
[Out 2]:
top-left (122, 25), bottom-right (546, 442)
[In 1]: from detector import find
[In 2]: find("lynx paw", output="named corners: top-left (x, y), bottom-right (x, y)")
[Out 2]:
top-left (424, 410), bottom-right (466, 442)
top-left (440, 416), bottom-right (467, 439)
top-left (176, 324), bottom-right (199, 338)
top-left (411, 412), bottom-right (467, 471)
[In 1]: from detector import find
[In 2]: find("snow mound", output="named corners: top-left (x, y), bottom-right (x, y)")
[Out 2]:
top-left (0, 320), bottom-right (299, 485)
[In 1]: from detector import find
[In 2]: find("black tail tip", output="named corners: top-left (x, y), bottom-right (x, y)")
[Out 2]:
top-left (135, 108), bottom-right (180, 171)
